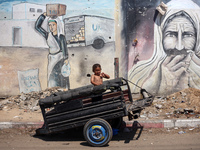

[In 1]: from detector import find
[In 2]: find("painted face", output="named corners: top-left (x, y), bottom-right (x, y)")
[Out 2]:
top-left (48, 22), bottom-right (57, 33)
top-left (94, 67), bottom-right (101, 76)
top-left (162, 15), bottom-right (196, 55)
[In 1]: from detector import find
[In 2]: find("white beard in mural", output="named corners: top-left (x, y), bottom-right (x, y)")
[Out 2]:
top-left (128, 0), bottom-right (200, 96)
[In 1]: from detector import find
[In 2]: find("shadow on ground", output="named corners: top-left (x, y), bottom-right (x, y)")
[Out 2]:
top-left (33, 121), bottom-right (143, 146)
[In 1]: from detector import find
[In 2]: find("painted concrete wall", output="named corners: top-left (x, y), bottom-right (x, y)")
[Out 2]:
top-left (124, 0), bottom-right (200, 96)
top-left (0, 0), bottom-right (115, 96)
top-left (13, 2), bottom-right (46, 20)
top-left (1, 0), bottom-right (200, 97)
top-left (0, 20), bottom-right (47, 47)
top-left (0, 47), bottom-right (48, 96)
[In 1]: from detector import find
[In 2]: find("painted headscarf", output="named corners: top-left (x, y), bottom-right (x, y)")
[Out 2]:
top-left (128, 0), bottom-right (200, 95)
top-left (47, 17), bottom-right (64, 38)
top-left (46, 17), bottom-right (65, 54)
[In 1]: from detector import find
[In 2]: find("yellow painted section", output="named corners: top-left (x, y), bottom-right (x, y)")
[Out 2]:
top-left (92, 125), bottom-right (101, 129)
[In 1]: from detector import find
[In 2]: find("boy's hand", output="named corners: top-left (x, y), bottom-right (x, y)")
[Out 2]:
top-left (101, 72), bottom-right (110, 79)
top-left (101, 72), bottom-right (106, 78)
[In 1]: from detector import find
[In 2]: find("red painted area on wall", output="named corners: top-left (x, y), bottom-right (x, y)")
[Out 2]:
top-left (128, 21), bottom-right (154, 71)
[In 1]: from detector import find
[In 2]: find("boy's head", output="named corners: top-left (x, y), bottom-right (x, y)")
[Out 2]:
top-left (92, 64), bottom-right (101, 75)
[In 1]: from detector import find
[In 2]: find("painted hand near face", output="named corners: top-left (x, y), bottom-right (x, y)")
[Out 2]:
top-left (161, 53), bottom-right (192, 87)
top-left (189, 50), bottom-right (200, 66)
top-left (160, 13), bottom-right (197, 90)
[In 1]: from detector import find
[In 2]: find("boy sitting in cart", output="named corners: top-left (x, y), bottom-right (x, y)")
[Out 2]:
top-left (90, 64), bottom-right (110, 102)
top-left (91, 64), bottom-right (110, 86)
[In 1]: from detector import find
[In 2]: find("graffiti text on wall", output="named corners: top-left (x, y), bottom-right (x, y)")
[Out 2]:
top-left (18, 69), bottom-right (41, 93)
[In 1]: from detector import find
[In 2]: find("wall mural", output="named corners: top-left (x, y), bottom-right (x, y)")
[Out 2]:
top-left (35, 5), bottom-right (70, 89)
top-left (2, 0), bottom-right (200, 96)
top-left (127, 0), bottom-right (200, 96)
top-left (0, 0), bottom-right (115, 96)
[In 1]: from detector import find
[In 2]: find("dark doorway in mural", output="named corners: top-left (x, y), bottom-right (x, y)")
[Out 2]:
top-left (13, 27), bottom-right (21, 45)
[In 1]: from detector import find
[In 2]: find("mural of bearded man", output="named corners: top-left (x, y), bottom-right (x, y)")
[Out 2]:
top-left (128, 0), bottom-right (200, 96)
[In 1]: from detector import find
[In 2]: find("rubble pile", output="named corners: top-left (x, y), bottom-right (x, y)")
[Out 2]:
top-left (0, 87), bottom-right (200, 120)
top-left (0, 87), bottom-right (65, 112)
top-left (141, 88), bottom-right (200, 119)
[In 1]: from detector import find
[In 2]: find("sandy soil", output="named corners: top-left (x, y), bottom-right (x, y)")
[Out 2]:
top-left (0, 108), bottom-right (43, 122)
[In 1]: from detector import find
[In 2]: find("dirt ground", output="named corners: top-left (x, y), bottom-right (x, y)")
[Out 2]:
top-left (0, 87), bottom-right (200, 122)
top-left (0, 127), bottom-right (199, 150)
top-left (0, 108), bottom-right (43, 122)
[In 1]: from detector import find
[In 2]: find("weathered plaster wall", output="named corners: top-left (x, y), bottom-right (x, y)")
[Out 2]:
top-left (0, 0), bottom-right (116, 96)
top-left (115, 0), bottom-right (127, 79)
top-left (124, 0), bottom-right (200, 96)
top-left (2, 0), bottom-right (200, 97)
top-left (0, 47), bottom-right (48, 96)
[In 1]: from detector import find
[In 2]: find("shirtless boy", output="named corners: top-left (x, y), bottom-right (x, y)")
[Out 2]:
top-left (91, 64), bottom-right (110, 86)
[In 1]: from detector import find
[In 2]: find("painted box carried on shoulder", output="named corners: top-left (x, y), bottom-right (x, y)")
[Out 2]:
top-left (46, 4), bottom-right (66, 17)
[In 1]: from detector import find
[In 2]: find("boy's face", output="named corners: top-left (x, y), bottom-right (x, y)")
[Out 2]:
top-left (94, 67), bottom-right (101, 76)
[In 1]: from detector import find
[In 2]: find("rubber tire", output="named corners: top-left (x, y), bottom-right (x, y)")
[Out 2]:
top-left (92, 39), bottom-right (105, 49)
top-left (83, 118), bottom-right (113, 147)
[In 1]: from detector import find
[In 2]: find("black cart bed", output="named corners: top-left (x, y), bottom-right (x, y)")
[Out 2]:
top-left (36, 78), bottom-right (153, 146)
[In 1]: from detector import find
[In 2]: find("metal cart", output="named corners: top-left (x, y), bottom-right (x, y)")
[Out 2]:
top-left (36, 78), bottom-right (153, 147)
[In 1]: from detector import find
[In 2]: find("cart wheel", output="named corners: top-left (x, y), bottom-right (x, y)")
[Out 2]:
top-left (83, 118), bottom-right (113, 147)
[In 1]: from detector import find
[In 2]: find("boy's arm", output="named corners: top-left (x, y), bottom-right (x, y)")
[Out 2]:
top-left (101, 72), bottom-right (110, 79)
